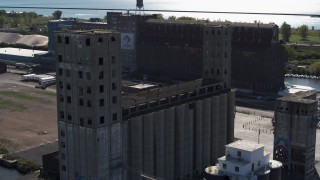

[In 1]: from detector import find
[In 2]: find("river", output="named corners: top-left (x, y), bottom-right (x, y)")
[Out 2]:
top-left (285, 77), bottom-right (320, 91)
top-left (1, 0), bottom-right (320, 28)
top-left (0, 166), bottom-right (22, 180)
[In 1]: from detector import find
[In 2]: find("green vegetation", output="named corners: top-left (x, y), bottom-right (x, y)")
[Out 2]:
top-left (0, 147), bottom-right (8, 154)
top-left (0, 10), bottom-right (54, 36)
top-left (285, 45), bottom-right (320, 75)
top-left (3, 154), bottom-right (41, 174)
top-left (0, 98), bottom-right (27, 111)
top-left (297, 25), bottom-right (308, 39)
top-left (52, 10), bottom-right (62, 19)
top-left (0, 91), bottom-right (38, 101)
top-left (280, 22), bottom-right (291, 42)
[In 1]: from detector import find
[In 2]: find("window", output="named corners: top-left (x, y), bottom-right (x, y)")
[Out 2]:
top-left (87, 100), bottom-right (92, 107)
top-left (99, 57), bottom-right (103, 65)
top-left (99, 99), bottom-right (104, 106)
top-left (78, 71), bottom-right (83, 78)
top-left (112, 70), bottom-right (116, 78)
top-left (98, 38), bottom-right (103, 43)
top-left (223, 164), bottom-right (227, 169)
top-left (61, 153), bottom-right (66, 160)
top-left (111, 56), bottom-right (116, 64)
top-left (59, 111), bottom-right (64, 119)
top-left (112, 83), bottom-right (117, 90)
top-left (67, 115), bottom-right (72, 121)
top-left (58, 68), bottom-right (63, 75)
top-left (79, 87), bottom-right (83, 96)
top-left (57, 36), bottom-right (62, 43)
top-left (59, 95), bottom-right (64, 102)
top-left (65, 36), bottom-right (70, 44)
top-left (60, 142), bottom-right (65, 148)
top-left (86, 38), bottom-right (90, 46)
top-left (237, 151), bottom-right (242, 157)
top-left (258, 161), bottom-right (261, 166)
top-left (60, 130), bottom-right (65, 137)
top-left (99, 71), bottom-right (104, 79)
top-left (99, 85), bottom-right (104, 93)
top-left (224, 69), bottom-right (228, 75)
top-left (62, 165), bottom-right (66, 171)
top-left (79, 99), bottom-right (84, 106)
top-left (86, 72), bottom-right (91, 80)
top-left (58, 55), bottom-right (63, 62)
top-left (67, 96), bottom-right (71, 103)
top-left (88, 118), bottom-right (92, 125)
top-left (80, 118), bottom-right (84, 126)
top-left (217, 69), bottom-right (220, 75)
top-left (66, 70), bottom-right (70, 77)
top-left (111, 36), bottom-right (116, 41)
top-left (87, 87), bottom-right (91, 94)
top-left (235, 166), bottom-right (239, 172)
top-left (67, 84), bottom-right (71, 90)
top-left (100, 116), bottom-right (104, 124)
top-left (112, 96), bottom-right (117, 104)
top-left (225, 52), bottom-right (228, 58)
top-left (112, 113), bottom-right (117, 121)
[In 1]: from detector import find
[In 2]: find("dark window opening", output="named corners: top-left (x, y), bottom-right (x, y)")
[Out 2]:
top-left (99, 71), bottom-right (104, 79)
top-left (62, 165), bottom-right (66, 171)
top-left (88, 118), bottom-right (92, 125)
top-left (86, 38), bottom-right (90, 46)
top-left (65, 36), bottom-right (70, 44)
top-left (67, 84), bottom-right (71, 90)
top-left (80, 118), bottom-right (84, 126)
top-left (225, 52), bottom-right (228, 58)
top-left (100, 116), bottom-right (104, 124)
top-left (99, 85), bottom-right (104, 93)
top-left (224, 69), bottom-right (228, 74)
top-left (87, 100), bottom-right (92, 107)
top-left (112, 83), bottom-right (117, 90)
top-left (112, 113), bottom-right (117, 121)
top-left (58, 55), bottom-right (62, 62)
top-left (98, 38), bottom-right (103, 43)
top-left (79, 87), bottom-right (83, 96)
top-left (67, 96), bottom-right (71, 103)
top-left (112, 70), bottom-right (116, 78)
top-left (67, 115), bottom-right (72, 121)
top-left (99, 99), bottom-right (104, 106)
top-left (112, 96), bottom-right (117, 104)
top-left (57, 36), bottom-right (62, 43)
top-left (235, 166), bottom-right (239, 172)
top-left (87, 87), bottom-right (91, 94)
top-left (86, 72), bottom-right (91, 80)
top-left (58, 68), bottom-right (63, 75)
top-left (60, 130), bottom-right (65, 137)
top-left (99, 57), bottom-right (103, 65)
top-left (78, 71), bottom-right (83, 78)
top-left (223, 164), bottom-right (227, 169)
top-left (66, 70), bottom-right (70, 77)
top-left (111, 36), bottom-right (116, 41)
top-left (60, 142), bottom-right (65, 148)
top-left (60, 111), bottom-right (64, 119)
top-left (79, 99), bottom-right (84, 106)
top-left (111, 56), bottom-right (116, 64)
top-left (217, 69), bottom-right (220, 75)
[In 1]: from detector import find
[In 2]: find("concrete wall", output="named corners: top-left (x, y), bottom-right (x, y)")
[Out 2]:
top-left (125, 90), bottom-right (235, 179)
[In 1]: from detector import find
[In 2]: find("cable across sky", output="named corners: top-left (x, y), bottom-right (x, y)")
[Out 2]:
top-left (0, 6), bottom-right (320, 17)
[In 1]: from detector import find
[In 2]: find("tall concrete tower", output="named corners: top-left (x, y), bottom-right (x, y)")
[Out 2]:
top-left (274, 91), bottom-right (318, 179)
top-left (55, 30), bottom-right (122, 179)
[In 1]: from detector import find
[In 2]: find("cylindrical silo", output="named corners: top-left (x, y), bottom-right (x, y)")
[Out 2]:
top-left (269, 160), bottom-right (282, 180)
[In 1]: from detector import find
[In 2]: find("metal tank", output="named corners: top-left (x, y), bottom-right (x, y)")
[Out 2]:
top-left (204, 166), bottom-right (229, 180)
top-left (269, 160), bottom-right (282, 180)
top-left (136, 0), bottom-right (144, 9)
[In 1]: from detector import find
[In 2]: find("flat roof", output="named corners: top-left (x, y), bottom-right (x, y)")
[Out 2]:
top-left (0, 48), bottom-right (47, 57)
top-left (226, 140), bottom-right (264, 152)
top-left (57, 29), bottom-right (116, 35)
top-left (130, 84), bottom-right (156, 89)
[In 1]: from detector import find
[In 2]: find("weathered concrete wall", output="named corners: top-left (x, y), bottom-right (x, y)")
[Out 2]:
top-left (126, 90), bottom-right (235, 179)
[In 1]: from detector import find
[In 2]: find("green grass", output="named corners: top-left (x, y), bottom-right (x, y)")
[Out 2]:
top-left (279, 30), bottom-right (320, 44)
top-left (0, 91), bottom-right (38, 101)
top-left (38, 91), bottom-right (56, 97)
top-left (0, 98), bottom-right (27, 111)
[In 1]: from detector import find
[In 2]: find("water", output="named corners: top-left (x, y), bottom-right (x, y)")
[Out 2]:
top-left (0, 166), bottom-right (22, 180)
top-left (1, 0), bottom-right (320, 28)
top-left (285, 77), bottom-right (320, 91)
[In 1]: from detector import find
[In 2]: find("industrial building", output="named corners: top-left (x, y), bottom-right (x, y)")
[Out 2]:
top-left (274, 91), bottom-right (318, 179)
top-left (204, 140), bottom-right (282, 180)
top-left (231, 23), bottom-right (286, 93)
top-left (55, 28), bottom-right (235, 180)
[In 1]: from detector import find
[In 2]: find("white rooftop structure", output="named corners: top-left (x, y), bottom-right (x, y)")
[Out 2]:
top-left (205, 140), bottom-right (282, 180)
top-left (0, 48), bottom-right (47, 58)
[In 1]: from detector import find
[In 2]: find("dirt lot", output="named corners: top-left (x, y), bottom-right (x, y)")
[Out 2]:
top-left (0, 73), bottom-right (57, 153)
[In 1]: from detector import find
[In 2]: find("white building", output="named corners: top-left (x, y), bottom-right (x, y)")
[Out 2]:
top-left (205, 140), bottom-right (282, 180)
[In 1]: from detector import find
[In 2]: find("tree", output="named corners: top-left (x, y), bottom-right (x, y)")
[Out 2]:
top-left (308, 62), bottom-right (320, 76)
top-left (168, 16), bottom-right (176, 20)
top-left (298, 25), bottom-right (308, 39)
top-left (280, 22), bottom-right (291, 42)
top-left (52, 10), bottom-right (62, 19)
top-left (177, 16), bottom-right (196, 21)
top-left (0, 16), bottom-right (4, 28)
top-left (0, 10), bottom-right (6, 16)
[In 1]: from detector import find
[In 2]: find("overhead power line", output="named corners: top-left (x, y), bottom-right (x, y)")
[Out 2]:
top-left (0, 6), bottom-right (320, 17)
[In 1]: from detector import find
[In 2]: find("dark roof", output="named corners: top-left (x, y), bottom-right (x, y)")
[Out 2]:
top-left (277, 91), bottom-right (317, 104)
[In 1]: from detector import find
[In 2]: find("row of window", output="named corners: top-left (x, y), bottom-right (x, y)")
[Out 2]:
top-left (57, 35), bottom-right (116, 45)
top-left (59, 112), bottom-right (118, 125)
top-left (59, 96), bottom-right (117, 107)
top-left (204, 68), bottom-right (228, 76)
top-left (57, 55), bottom-right (116, 65)
top-left (59, 82), bottom-right (117, 94)
top-left (205, 29), bottom-right (229, 36)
